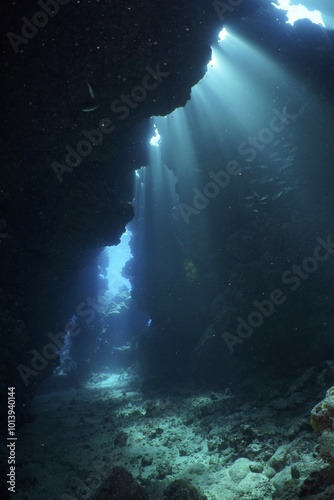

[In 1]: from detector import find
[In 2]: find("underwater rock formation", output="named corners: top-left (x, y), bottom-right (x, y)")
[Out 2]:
top-left (90, 466), bottom-right (148, 500)
top-left (311, 386), bottom-right (334, 433)
top-left (0, 0), bottom-right (222, 420)
top-left (163, 478), bottom-right (207, 499)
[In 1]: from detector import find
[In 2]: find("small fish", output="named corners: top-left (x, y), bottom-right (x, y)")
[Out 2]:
top-left (259, 176), bottom-right (272, 184)
top-left (276, 180), bottom-right (286, 185)
top-left (248, 179), bottom-right (257, 184)
top-left (245, 195), bottom-right (255, 200)
top-left (272, 190), bottom-right (284, 200)
top-left (86, 80), bottom-right (95, 99)
top-left (269, 152), bottom-right (279, 159)
top-left (260, 194), bottom-right (270, 201)
top-left (81, 80), bottom-right (99, 112)
top-left (252, 191), bottom-right (260, 198)
top-left (284, 186), bottom-right (296, 194)
top-left (252, 209), bottom-right (260, 214)
top-left (81, 104), bottom-right (100, 112)
top-left (297, 101), bottom-right (309, 116)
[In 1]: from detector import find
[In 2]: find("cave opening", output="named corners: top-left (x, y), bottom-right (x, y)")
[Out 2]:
top-left (104, 230), bottom-right (132, 299)
top-left (272, 0), bottom-right (331, 27)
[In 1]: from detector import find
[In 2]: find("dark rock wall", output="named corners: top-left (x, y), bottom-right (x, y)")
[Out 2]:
top-left (0, 0), bottom-right (221, 422)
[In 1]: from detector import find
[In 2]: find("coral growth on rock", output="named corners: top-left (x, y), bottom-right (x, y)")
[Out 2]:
top-left (310, 386), bottom-right (334, 432)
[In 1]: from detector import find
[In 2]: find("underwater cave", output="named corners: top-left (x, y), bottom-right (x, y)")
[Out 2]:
top-left (2, 0), bottom-right (334, 498)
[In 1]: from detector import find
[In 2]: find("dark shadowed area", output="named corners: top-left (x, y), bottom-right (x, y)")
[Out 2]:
top-left (1, 0), bottom-right (334, 498)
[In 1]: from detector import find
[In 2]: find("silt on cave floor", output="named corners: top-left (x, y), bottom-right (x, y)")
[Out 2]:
top-left (12, 363), bottom-right (334, 499)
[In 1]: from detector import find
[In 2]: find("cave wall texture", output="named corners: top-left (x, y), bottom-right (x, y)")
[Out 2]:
top-left (1, 0), bottom-right (334, 422)
top-left (0, 0), bottom-right (222, 424)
